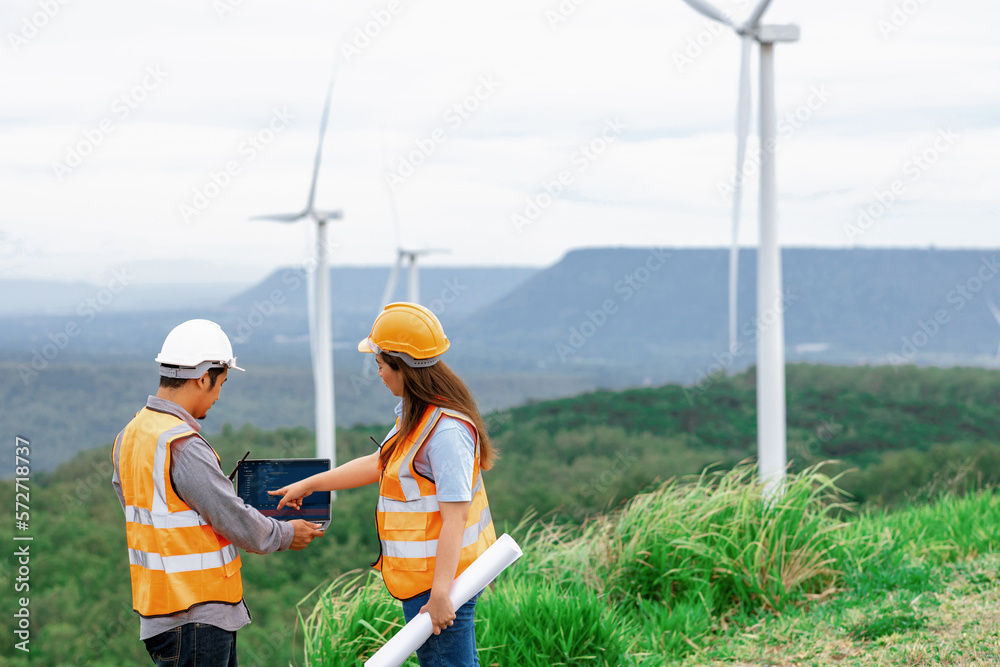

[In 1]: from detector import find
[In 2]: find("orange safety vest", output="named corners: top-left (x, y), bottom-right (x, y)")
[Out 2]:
top-left (113, 406), bottom-right (243, 618)
top-left (374, 405), bottom-right (496, 600)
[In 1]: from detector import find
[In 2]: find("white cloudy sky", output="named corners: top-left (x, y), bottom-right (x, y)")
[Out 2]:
top-left (1, 0), bottom-right (997, 285)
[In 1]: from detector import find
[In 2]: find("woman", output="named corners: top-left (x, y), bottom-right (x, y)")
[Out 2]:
top-left (271, 302), bottom-right (497, 666)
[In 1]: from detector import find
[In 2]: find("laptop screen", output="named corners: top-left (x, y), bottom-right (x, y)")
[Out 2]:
top-left (236, 459), bottom-right (331, 527)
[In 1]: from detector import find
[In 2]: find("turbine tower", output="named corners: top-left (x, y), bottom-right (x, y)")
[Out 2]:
top-left (363, 148), bottom-right (448, 379)
top-left (988, 297), bottom-right (1000, 363)
top-left (679, 0), bottom-right (799, 490)
top-left (376, 135), bottom-right (448, 309)
top-left (379, 247), bottom-right (450, 308)
top-left (251, 63), bottom-right (340, 471)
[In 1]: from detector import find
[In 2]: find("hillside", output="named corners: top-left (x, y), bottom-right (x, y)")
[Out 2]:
top-left (452, 247), bottom-right (1000, 374)
top-left (0, 361), bottom-right (604, 476)
top-left (7, 247), bottom-right (1000, 475)
top-left (0, 265), bottom-right (537, 364)
top-left (2, 364), bottom-right (1000, 666)
top-left (224, 265), bottom-right (539, 317)
top-left (0, 278), bottom-right (247, 315)
top-left (7, 248), bottom-right (1000, 373)
top-left (303, 467), bottom-right (1000, 666)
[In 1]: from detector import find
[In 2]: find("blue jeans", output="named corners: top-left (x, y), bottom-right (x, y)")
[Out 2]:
top-left (402, 591), bottom-right (481, 667)
top-left (143, 623), bottom-right (238, 667)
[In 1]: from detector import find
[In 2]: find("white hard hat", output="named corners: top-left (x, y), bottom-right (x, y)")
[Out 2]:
top-left (155, 319), bottom-right (245, 379)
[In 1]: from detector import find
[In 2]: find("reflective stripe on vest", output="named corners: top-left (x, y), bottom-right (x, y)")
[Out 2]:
top-left (114, 407), bottom-right (243, 617)
top-left (379, 503), bottom-right (494, 560)
top-left (127, 542), bottom-right (240, 573)
top-left (374, 406), bottom-right (497, 600)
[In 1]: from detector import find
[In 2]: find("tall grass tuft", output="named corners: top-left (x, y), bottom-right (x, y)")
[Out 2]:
top-left (298, 570), bottom-right (416, 666)
top-left (597, 464), bottom-right (869, 617)
top-left (298, 464), bottom-right (1000, 664)
top-left (876, 489), bottom-right (1000, 563)
top-left (476, 579), bottom-right (634, 666)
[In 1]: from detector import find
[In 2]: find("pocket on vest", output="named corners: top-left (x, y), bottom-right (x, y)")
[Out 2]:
top-left (387, 552), bottom-right (428, 572)
top-left (382, 511), bottom-right (430, 572)
top-left (383, 510), bottom-right (430, 532)
top-left (223, 555), bottom-right (240, 578)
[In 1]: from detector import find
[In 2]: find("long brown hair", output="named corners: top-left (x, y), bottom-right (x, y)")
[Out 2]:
top-left (378, 353), bottom-right (497, 472)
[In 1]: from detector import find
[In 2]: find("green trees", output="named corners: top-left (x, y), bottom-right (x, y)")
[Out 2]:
top-left (3, 363), bottom-right (1000, 665)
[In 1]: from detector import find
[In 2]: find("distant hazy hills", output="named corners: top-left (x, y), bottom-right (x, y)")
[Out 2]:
top-left (5, 247), bottom-right (1000, 475)
top-left (451, 247), bottom-right (1000, 378)
top-left (225, 266), bottom-right (539, 318)
top-left (0, 278), bottom-right (247, 315)
top-left (221, 247), bottom-right (1000, 379)
top-left (5, 248), bottom-right (1000, 378)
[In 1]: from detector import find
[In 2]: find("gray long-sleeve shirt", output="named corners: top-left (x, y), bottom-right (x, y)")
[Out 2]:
top-left (112, 396), bottom-right (295, 640)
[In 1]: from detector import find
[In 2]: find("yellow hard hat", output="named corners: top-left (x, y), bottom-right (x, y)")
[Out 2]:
top-left (358, 302), bottom-right (450, 367)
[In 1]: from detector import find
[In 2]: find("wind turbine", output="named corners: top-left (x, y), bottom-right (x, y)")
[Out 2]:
top-left (376, 132), bottom-right (448, 308)
top-left (987, 297), bottom-right (1000, 363)
top-left (251, 63), bottom-right (341, 470)
top-left (379, 247), bottom-right (450, 307)
top-left (679, 0), bottom-right (799, 490)
top-left (362, 144), bottom-right (449, 379)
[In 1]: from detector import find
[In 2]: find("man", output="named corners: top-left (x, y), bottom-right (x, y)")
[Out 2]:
top-left (111, 319), bottom-right (324, 666)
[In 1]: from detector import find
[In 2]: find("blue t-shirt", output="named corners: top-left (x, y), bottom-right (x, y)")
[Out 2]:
top-left (382, 401), bottom-right (476, 502)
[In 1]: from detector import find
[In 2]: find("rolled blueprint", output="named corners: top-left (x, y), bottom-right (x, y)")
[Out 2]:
top-left (363, 533), bottom-right (524, 667)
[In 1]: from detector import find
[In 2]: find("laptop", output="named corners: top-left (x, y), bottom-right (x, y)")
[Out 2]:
top-left (236, 458), bottom-right (331, 530)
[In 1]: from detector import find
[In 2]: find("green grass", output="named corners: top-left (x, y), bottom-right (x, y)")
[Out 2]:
top-left (302, 463), bottom-right (1000, 666)
top-left (298, 571), bottom-right (414, 666)
top-left (476, 579), bottom-right (634, 666)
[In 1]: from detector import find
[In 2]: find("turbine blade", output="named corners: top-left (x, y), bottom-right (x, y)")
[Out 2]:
top-left (680, 0), bottom-right (734, 27)
top-left (728, 36), bottom-right (753, 354)
top-left (366, 253), bottom-right (402, 376)
top-left (305, 57), bottom-right (342, 214)
top-left (250, 212), bottom-right (307, 222)
top-left (988, 296), bottom-right (1000, 326)
top-left (380, 128), bottom-right (404, 247)
top-left (313, 210), bottom-right (344, 222)
top-left (412, 248), bottom-right (450, 256)
top-left (743, 0), bottom-right (775, 30)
